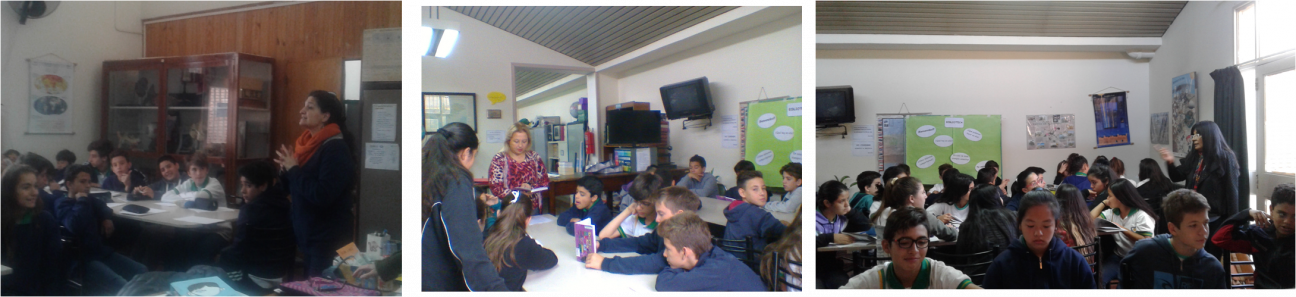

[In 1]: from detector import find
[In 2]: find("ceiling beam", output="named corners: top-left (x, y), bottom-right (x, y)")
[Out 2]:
top-left (816, 34), bottom-right (1161, 52)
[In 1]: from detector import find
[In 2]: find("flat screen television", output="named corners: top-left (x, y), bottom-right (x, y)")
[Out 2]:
top-left (817, 86), bottom-right (855, 127)
top-left (606, 109), bottom-right (662, 145)
top-left (659, 77), bottom-right (714, 120)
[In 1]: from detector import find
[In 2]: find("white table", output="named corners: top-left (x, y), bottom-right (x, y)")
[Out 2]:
top-left (522, 215), bottom-right (657, 292)
top-left (94, 189), bottom-right (238, 228)
top-left (1, 264), bottom-right (11, 276)
top-left (697, 197), bottom-right (797, 225)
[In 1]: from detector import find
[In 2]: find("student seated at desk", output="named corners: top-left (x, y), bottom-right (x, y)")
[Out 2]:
top-left (844, 170), bottom-right (881, 233)
top-left (161, 154), bottom-right (226, 207)
top-left (585, 186), bottom-right (701, 275)
top-left (218, 161), bottom-right (294, 289)
top-left (724, 160), bottom-right (755, 199)
top-left (85, 140), bottom-right (114, 186)
top-left (53, 149), bottom-right (75, 186)
top-left (134, 155), bottom-right (186, 200)
top-left (1121, 189), bottom-right (1227, 289)
top-left (1, 164), bottom-right (64, 296)
top-left (556, 176), bottom-right (612, 236)
top-left (655, 212), bottom-right (765, 291)
top-left (18, 153), bottom-right (60, 216)
top-left (1212, 183), bottom-right (1295, 289)
top-left (982, 190), bottom-right (1095, 289)
top-left (1061, 155), bottom-right (1092, 196)
top-left (55, 165), bottom-right (147, 295)
top-left (722, 171), bottom-right (788, 259)
top-left (928, 173), bottom-right (974, 228)
top-left (764, 162), bottom-right (802, 213)
top-left (484, 193), bottom-right (557, 291)
top-left (1090, 179), bottom-right (1157, 286)
top-left (601, 172), bottom-right (662, 240)
top-left (762, 208), bottom-right (802, 291)
top-left (678, 155), bottom-right (718, 198)
top-left (955, 184), bottom-right (1017, 276)
top-left (815, 180), bottom-right (853, 289)
top-left (870, 176), bottom-right (958, 257)
top-left (841, 207), bottom-right (980, 289)
top-left (101, 150), bottom-right (147, 192)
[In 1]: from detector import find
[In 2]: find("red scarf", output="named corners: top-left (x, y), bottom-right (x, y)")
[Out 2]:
top-left (294, 123), bottom-right (341, 165)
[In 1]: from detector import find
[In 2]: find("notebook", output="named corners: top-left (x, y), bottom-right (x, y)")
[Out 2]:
top-left (575, 217), bottom-right (597, 261)
top-left (170, 276), bottom-right (243, 296)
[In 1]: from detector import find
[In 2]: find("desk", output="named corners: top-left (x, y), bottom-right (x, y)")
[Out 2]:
top-left (95, 190), bottom-right (239, 228)
top-left (1, 264), bottom-right (11, 276)
top-left (540, 169), bottom-right (687, 215)
top-left (523, 215), bottom-right (657, 292)
top-left (697, 197), bottom-right (797, 225)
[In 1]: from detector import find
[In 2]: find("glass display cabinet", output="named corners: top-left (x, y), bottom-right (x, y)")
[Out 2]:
top-left (102, 53), bottom-right (274, 204)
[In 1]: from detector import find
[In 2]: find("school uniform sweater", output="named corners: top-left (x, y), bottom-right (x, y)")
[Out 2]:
top-left (723, 201), bottom-right (787, 259)
top-left (55, 194), bottom-right (115, 261)
top-left (160, 177), bottom-right (226, 207)
top-left (764, 186), bottom-right (802, 213)
top-left (1211, 209), bottom-right (1294, 289)
top-left (221, 186), bottom-right (294, 278)
top-left (100, 169), bottom-right (147, 192)
top-left (654, 246), bottom-right (765, 291)
top-left (982, 236), bottom-right (1096, 289)
top-left (815, 212), bottom-right (850, 289)
top-left (279, 138), bottom-right (354, 258)
top-left (677, 173), bottom-right (718, 198)
top-left (148, 176), bottom-right (185, 200)
top-left (423, 176), bottom-right (509, 291)
top-left (843, 193), bottom-right (874, 233)
top-left (1062, 173), bottom-right (1092, 193)
top-left (1120, 234), bottom-right (1228, 289)
top-left (1166, 154), bottom-right (1240, 221)
top-left (556, 199), bottom-right (613, 236)
top-left (0, 211), bottom-right (64, 296)
top-left (39, 188), bottom-right (60, 217)
top-left (497, 234), bottom-right (557, 291)
top-left (597, 230), bottom-right (669, 275)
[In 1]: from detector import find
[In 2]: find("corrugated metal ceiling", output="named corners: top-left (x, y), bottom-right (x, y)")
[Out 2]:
top-left (514, 69), bottom-right (573, 96)
top-left (817, 1), bottom-right (1186, 37)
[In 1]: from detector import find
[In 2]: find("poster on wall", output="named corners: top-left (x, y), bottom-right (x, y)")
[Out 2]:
top-left (1171, 73), bottom-right (1198, 157)
top-left (1091, 92), bottom-right (1131, 148)
top-left (741, 97), bottom-right (802, 188)
top-left (1026, 114), bottom-right (1075, 150)
top-left (878, 116), bottom-right (906, 171)
top-left (27, 60), bottom-right (74, 134)
top-left (904, 115), bottom-right (1002, 183)
top-left (1150, 112), bottom-right (1170, 144)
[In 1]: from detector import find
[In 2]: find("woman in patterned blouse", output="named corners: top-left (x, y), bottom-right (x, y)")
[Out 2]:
top-left (488, 122), bottom-right (549, 211)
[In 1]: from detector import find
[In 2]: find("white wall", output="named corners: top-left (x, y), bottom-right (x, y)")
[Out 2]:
top-left (609, 13), bottom-right (802, 187)
top-left (141, 1), bottom-right (263, 20)
top-left (518, 87), bottom-right (586, 124)
top-left (1150, 1), bottom-right (1240, 157)
top-left (2, 2), bottom-right (144, 163)
top-left (423, 8), bottom-right (592, 178)
top-left (816, 50), bottom-right (1152, 186)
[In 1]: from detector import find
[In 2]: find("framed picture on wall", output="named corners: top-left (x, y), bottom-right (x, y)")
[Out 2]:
top-left (424, 92), bottom-right (477, 136)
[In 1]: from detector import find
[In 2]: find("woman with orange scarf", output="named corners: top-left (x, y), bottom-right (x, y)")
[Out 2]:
top-left (274, 90), bottom-right (355, 276)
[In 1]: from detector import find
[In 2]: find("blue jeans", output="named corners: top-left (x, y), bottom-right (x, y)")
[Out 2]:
top-left (85, 252), bottom-right (148, 295)
top-left (304, 252), bottom-right (333, 277)
top-left (1101, 252), bottom-right (1123, 288)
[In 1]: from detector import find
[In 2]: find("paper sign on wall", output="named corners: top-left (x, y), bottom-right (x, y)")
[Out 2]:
top-left (364, 143), bottom-right (400, 171)
top-left (720, 115), bottom-right (739, 148)
top-left (945, 118), bottom-right (965, 128)
top-left (484, 130), bottom-right (506, 143)
top-left (371, 104), bottom-right (398, 142)
top-left (787, 103), bottom-right (802, 117)
top-left (852, 124), bottom-right (876, 157)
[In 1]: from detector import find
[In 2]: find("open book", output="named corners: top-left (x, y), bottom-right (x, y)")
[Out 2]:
top-left (575, 217), bottom-right (597, 261)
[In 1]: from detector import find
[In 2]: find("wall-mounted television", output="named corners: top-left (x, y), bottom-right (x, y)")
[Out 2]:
top-left (659, 77), bottom-right (715, 120)
top-left (606, 109), bottom-right (663, 145)
top-left (817, 86), bottom-right (855, 127)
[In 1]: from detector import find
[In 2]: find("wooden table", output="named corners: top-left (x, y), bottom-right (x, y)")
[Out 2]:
top-left (523, 215), bottom-right (657, 292)
top-left (94, 189), bottom-right (239, 228)
top-left (696, 197), bottom-right (797, 225)
top-left (540, 169), bottom-right (687, 215)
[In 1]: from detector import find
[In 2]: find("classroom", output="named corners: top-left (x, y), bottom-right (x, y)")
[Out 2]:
top-left (2, 1), bottom-right (403, 295)
top-left (813, 1), bottom-right (1293, 290)
top-left (422, 5), bottom-right (805, 292)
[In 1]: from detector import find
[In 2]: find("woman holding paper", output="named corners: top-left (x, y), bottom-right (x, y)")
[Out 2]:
top-left (274, 90), bottom-right (355, 277)
top-left (424, 122), bottom-right (510, 291)
top-left (487, 122), bottom-right (550, 211)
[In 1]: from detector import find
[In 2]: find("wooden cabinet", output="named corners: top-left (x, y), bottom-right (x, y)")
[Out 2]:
top-left (102, 53), bottom-right (274, 204)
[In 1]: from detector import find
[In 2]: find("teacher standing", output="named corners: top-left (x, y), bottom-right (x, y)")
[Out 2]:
top-left (488, 122), bottom-right (549, 211)
top-left (423, 122), bottom-right (509, 291)
top-left (275, 90), bottom-right (355, 276)
top-left (1157, 121), bottom-right (1240, 257)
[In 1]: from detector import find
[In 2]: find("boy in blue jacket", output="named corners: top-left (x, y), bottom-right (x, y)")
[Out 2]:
top-left (100, 150), bottom-right (146, 192)
top-left (56, 165), bottom-right (147, 295)
top-left (557, 176), bottom-right (613, 235)
top-left (1120, 189), bottom-right (1228, 289)
top-left (585, 186), bottom-right (701, 275)
top-left (655, 212), bottom-right (765, 291)
top-left (722, 170), bottom-right (787, 260)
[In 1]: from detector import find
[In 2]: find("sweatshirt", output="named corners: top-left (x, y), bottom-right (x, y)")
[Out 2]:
top-left (723, 201), bottom-right (787, 259)
top-left (100, 169), bottom-right (147, 193)
top-left (982, 236), bottom-right (1096, 289)
top-left (423, 176), bottom-right (510, 291)
top-left (654, 246), bottom-right (766, 291)
top-left (764, 186), bottom-right (802, 213)
top-left (1120, 234), bottom-right (1228, 289)
top-left (55, 194), bottom-right (116, 261)
top-left (597, 230), bottom-right (669, 275)
top-left (677, 173), bottom-right (718, 198)
top-left (497, 234), bottom-right (558, 291)
top-left (1211, 208), bottom-right (1294, 288)
top-left (0, 211), bottom-right (63, 296)
top-left (556, 198), bottom-right (613, 236)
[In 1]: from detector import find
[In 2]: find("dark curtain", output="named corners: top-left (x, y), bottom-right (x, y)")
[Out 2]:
top-left (1211, 66), bottom-right (1249, 211)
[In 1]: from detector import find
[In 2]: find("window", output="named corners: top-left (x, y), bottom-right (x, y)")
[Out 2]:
top-left (1263, 69), bottom-right (1294, 174)
top-left (344, 60), bottom-right (361, 100)
top-left (1237, 1), bottom-right (1296, 208)
top-left (1236, 1), bottom-right (1296, 63)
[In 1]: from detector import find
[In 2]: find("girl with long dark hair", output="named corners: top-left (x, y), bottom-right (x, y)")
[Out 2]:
top-left (1, 165), bottom-right (63, 295)
top-left (1089, 179), bottom-right (1159, 285)
top-left (1137, 158), bottom-right (1182, 234)
top-left (483, 193), bottom-right (557, 291)
top-left (956, 184), bottom-right (1017, 271)
top-left (1053, 184), bottom-right (1097, 253)
top-left (1085, 163), bottom-right (1114, 207)
top-left (929, 173), bottom-right (974, 228)
top-left (423, 122), bottom-right (510, 291)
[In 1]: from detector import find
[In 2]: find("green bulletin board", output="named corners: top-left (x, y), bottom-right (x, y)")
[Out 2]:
top-left (741, 97), bottom-right (803, 188)
top-left (905, 115), bottom-right (1002, 184)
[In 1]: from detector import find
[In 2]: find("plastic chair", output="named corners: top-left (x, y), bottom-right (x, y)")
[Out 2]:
top-left (1071, 237), bottom-right (1101, 288)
